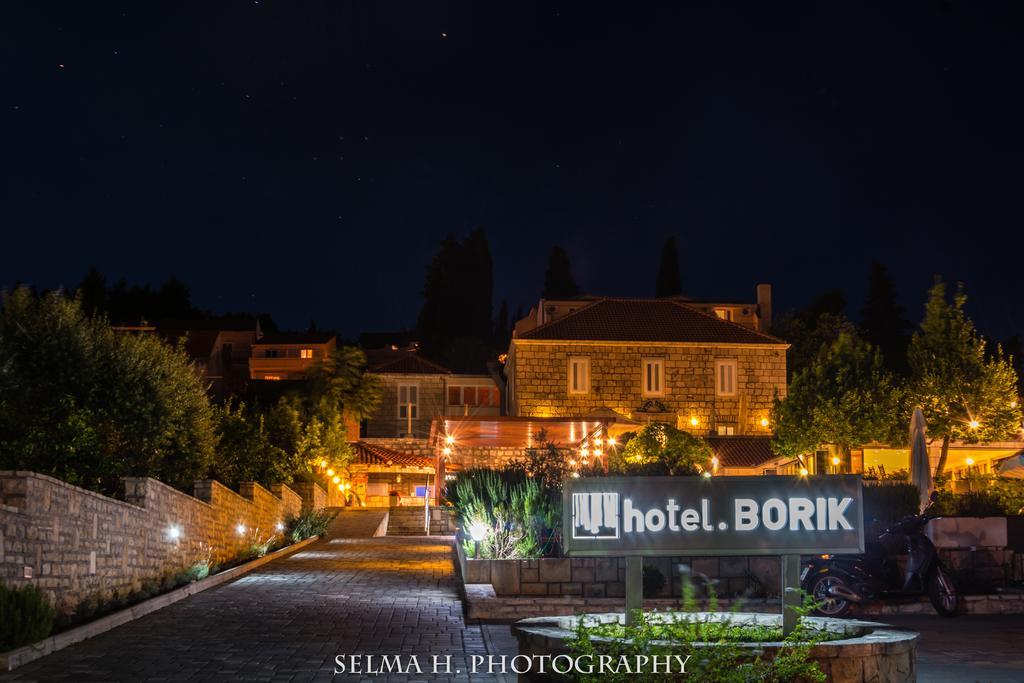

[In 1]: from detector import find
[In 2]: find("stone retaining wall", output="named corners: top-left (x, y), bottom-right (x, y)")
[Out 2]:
top-left (464, 554), bottom-right (781, 598)
top-left (386, 506), bottom-right (457, 535)
top-left (0, 471), bottom-right (322, 613)
top-left (463, 548), bottom-right (1021, 599)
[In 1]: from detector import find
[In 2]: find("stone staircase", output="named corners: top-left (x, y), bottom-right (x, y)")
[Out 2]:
top-left (327, 509), bottom-right (389, 538)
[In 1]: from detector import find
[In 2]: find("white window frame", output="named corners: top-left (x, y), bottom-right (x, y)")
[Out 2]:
top-left (715, 359), bottom-right (738, 397)
top-left (641, 358), bottom-right (665, 397)
top-left (397, 383), bottom-right (419, 419)
top-left (567, 357), bottom-right (590, 395)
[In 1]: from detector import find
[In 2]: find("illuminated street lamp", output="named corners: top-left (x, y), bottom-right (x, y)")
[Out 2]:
top-left (968, 420), bottom-right (980, 430)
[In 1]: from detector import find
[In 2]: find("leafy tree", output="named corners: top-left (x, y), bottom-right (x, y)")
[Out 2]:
top-left (772, 332), bottom-right (904, 459)
top-left (262, 347), bottom-right (381, 476)
top-left (655, 236), bottom-right (682, 297)
top-left (0, 287), bottom-right (216, 493)
top-left (542, 246), bottom-right (579, 298)
top-left (212, 401), bottom-right (295, 487)
top-left (772, 291), bottom-right (855, 380)
top-left (493, 299), bottom-right (510, 350)
top-left (859, 263), bottom-right (911, 376)
top-left (613, 423), bottom-right (711, 475)
top-left (907, 281), bottom-right (1022, 478)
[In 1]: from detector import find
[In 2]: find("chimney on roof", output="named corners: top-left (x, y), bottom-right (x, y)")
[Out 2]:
top-left (756, 284), bottom-right (772, 334)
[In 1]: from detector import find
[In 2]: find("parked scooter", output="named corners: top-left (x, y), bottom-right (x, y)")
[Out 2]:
top-left (800, 490), bottom-right (959, 618)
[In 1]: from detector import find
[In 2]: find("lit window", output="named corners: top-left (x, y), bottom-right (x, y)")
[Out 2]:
top-left (300, 348), bottom-right (313, 359)
top-left (568, 357), bottom-right (590, 395)
top-left (398, 384), bottom-right (419, 419)
top-left (264, 375), bottom-right (281, 381)
top-left (715, 359), bottom-right (737, 397)
top-left (714, 308), bottom-right (733, 321)
top-left (642, 358), bottom-right (665, 397)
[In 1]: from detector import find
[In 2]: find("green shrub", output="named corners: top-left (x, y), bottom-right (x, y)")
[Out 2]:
top-left (447, 467), bottom-right (557, 559)
top-left (932, 490), bottom-right (1006, 517)
top-left (567, 578), bottom-right (828, 682)
top-left (0, 582), bottom-right (56, 650)
top-left (612, 423), bottom-right (711, 476)
top-left (285, 508), bottom-right (335, 542)
top-left (862, 481), bottom-right (920, 526)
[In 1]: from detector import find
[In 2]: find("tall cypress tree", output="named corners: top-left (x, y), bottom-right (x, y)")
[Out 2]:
top-left (542, 247), bottom-right (579, 298)
top-left (655, 236), bottom-right (682, 297)
top-left (415, 229), bottom-right (494, 369)
top-left (859, 263), bottom-right (911, 376)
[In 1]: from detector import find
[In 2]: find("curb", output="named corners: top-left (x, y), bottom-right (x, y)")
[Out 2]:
top-left (0, 534), bottom-right (323, 672)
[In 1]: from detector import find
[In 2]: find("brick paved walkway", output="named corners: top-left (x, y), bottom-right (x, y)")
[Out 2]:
top-left (2, 514), bottom-right (507, 682)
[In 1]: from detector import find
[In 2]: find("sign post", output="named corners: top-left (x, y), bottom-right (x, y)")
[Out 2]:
top-left (625, 556), bottom-right (642, 626)
top-left (563, 475), bottom-right (864, 634)
top-left (781, 554), bottom-right (801, 636)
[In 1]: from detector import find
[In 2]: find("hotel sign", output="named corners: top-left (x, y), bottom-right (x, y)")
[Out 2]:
top-left (563, 475), bottom-right (864, 557)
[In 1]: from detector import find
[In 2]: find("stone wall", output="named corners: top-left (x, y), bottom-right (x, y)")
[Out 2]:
top-left (463, 548), bottom-right (1022, 599)
top-left (464, 554), bottom-right (781, 598)
top-left (510, 341), bottom-right (786, 435)
top-left (288, 481), bottom-right (328, 511)
top-left (386, 507), bottom-right (458, 536)
top-left (365, 374), bottom-right (446, 438)
top-left (0, 471), bottom-right (320, 613)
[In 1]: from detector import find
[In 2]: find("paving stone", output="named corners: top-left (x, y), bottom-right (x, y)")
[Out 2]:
top-left (1, 516), bottom-right (505, 682)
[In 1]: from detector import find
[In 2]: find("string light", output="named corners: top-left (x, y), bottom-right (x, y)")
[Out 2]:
top-left (332, 475), bottom-right (341, 484)
top-left (326, 468), bottom-right (335, 477)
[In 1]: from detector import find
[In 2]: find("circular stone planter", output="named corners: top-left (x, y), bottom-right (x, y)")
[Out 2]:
top-left (512, 612), bottom-right (917, 683)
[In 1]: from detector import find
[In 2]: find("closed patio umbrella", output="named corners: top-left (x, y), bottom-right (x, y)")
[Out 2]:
top-left (909, 408), bottom-right (932, 511)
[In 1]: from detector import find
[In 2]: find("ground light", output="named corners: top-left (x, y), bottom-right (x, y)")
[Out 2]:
top-left (468, 521), bottom-right (489, 558)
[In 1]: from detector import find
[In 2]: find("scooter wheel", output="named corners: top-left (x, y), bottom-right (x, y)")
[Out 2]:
top-left (927, 565), bottom-right (959, 616)
top-left (808, 573), bottom-right (853, 618)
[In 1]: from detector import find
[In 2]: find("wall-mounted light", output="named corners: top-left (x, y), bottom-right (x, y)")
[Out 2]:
top-left (760, 417), bottom-right (770, 428)
top-left (167, 525), bottom-right (182, 541)
top-left (275, 522), bottom-right (284, 532)
top-left (690, 416), bottom-right (700, 427)
top-left (236, 524), bottom-right (247, 535)
top-left (442, 447), bottom-right (452, 456)
top-left (799, 468), bottom-right (809, 477)
top-left (445, 435), bottom-right (455, 446)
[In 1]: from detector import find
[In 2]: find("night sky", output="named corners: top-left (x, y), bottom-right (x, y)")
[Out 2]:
top-left (3, 2), bottom-right (1022, 339)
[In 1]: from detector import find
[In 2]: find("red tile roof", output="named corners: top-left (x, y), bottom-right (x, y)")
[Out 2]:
top-left (255, 332), bottom-right (336, 345)
top-left (516, 298), bottom-right (785, 345)
top-left (707, 436), bottom-right (780, 468)
top-left (157, 329), bottom-right (221, 359)
top-left (364, 348), bottom-right (452, 375)
top-left (352, 442), bottom-right (433, 468)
